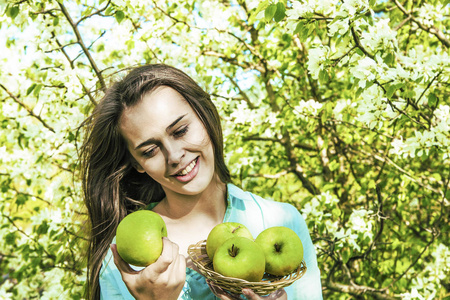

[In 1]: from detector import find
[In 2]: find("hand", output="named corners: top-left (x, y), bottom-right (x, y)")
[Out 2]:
top-left (111, 237), bottom-right (186, 300)
top-left (207, 280), bottom-right (287, 300)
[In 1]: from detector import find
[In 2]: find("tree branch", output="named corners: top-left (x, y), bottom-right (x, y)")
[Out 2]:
top-left (324, 280), bottom-right (401, 300)
top-left (351, 25), bottom-right (375, 60)
top-left (224, 74), bottom-right (255, 109)
top-left (393, 0), bottom-right (450, 48)
top-left (58, 2), bottom-right (107, 92)
top-left (0, 83), bottom-right (55, 133)
top-left (75, 0), bottom-right (111, 26)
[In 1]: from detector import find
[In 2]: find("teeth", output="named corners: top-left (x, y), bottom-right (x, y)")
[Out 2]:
top-left (177, 159), bottom-right (197, 176)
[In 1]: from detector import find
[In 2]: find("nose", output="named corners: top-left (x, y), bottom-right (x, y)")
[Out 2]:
top-left (165, 140), bottom-right (185, 167)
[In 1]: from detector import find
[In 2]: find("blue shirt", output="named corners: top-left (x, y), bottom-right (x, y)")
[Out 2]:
top-left (99, 184), bottom-right (323, 299)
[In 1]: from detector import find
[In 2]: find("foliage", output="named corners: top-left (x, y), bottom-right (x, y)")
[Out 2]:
top-left (0, 0), bottom-right (449, 299)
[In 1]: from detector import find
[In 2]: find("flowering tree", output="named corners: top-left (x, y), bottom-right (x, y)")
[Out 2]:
top-left (0, 0), bottom-right (448, 299)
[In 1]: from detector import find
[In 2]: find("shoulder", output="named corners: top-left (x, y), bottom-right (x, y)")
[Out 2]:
top-left (227, 183), bottom-right (303, 229)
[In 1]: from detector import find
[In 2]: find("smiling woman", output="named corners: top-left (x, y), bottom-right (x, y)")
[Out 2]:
top-left (119, 86), bottom-right (217, 197)
top-left (79, 64), bottom-right (323, 300)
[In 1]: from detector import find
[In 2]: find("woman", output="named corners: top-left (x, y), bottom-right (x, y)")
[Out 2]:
top-left (79, 64), bottom-right (323, 299)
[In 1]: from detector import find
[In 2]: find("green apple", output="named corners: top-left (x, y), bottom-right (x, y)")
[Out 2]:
top-left (255, 226), bottom-right (304, 276)
top-left (116, 210), bottom-right (167, 267)
top-left (213, 236), bottom-right (266, 282)
top-left (206, 222), bottom-right (253, 260)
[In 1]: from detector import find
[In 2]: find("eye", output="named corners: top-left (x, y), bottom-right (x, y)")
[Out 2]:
top-left (174, 125), bottom-right (188, 138)
top-left (142, 146), bottom-right (158, 158)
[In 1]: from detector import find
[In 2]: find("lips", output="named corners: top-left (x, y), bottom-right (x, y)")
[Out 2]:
top-left (176, 158), bottom-right (198, 176)
top-left (172, 157), bottom-right (200, 183)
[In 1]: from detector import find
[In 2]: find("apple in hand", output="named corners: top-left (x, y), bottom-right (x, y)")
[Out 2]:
top-left (116, 210), bottom-right (168, 267)
top-left (206, 222), bottom-right (253, 260)
top-left (255, 226), bottom-right (304, 276)
top-left (213, 236), bottom-right (266, 282)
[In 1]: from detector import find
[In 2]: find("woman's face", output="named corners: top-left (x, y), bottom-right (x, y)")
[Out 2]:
top-left (119, 86), bottom-right (217, 197)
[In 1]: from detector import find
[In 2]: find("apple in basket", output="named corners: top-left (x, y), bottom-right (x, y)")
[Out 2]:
top-left (116, 210), bottom-right (167, 267)
top-left (255, 226), bottom-right (304, 276)
top-left (213, 236), bottom-right (266, 282)
top-left (206, 222), bottom-right (253, 260)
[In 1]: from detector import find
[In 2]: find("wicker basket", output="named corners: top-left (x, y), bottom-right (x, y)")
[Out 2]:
top-left (187, 240), bottom-right (307, 295)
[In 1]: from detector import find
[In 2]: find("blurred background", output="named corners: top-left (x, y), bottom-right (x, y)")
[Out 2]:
top-left (0, 0), bottom-right (449, 299)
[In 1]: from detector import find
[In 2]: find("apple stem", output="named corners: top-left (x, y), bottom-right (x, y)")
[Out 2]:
top-left (275, 243), bottom-right (282, 252)
top-left (232, 226), bottom-right (241, 234)
top-left (229, 244), bottom-right (239, 257)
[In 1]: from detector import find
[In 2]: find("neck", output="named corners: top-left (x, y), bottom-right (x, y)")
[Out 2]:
top-left (156, 178), bottom-right (227, 223)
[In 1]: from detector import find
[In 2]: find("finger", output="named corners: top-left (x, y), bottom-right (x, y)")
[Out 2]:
top-left (177, 254), bottom-right (188, 289)
top-left (207, 280), bottom-right (242, 300)
top-left (267, 288), bottom-right (287, 300)
top-left (172, 239), bottom-right (180, 260)
top-left (111, 244), bottom-right (138, 274)
top-left (149, 237), bottom-right (175, 274)
top-left (242, 289), bottom-right (261, 300)
top-left (242, 288), bottom-right (287, 300)
top-left (171, 253), bottom-right (187, 283)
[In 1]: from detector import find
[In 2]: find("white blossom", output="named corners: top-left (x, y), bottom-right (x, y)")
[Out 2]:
top-left (328, 17), bottom-right (350, 36)
top-left (417, 3), bottom-right (445, 28)
top-left (307, 45), bottom-right (330, 79)
top-left (286, 1), bottom-right (314, 19)
top-left (337, 0), bottom-right (370, 18)
top-left (361, 19), bottom-right (397, 51)
top-left (351, 56), bottom-right (377, 88)
top-left (294, 99), bottom-right (323, 117)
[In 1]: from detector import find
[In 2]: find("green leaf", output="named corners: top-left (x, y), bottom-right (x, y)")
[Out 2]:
top-left (273, 2), bottom-right (286, 22)
top-left (386, 85), bottom-right (396, 99)
top-left (427, 93), bottom-right (437, 107)
top-left (293, 22), bottom-right (304, 35)
top-left (26, 83), bottom-right (37, 96)
top-left (8, 6), bottom-right (20, 19)
top-left (342, 248), bottom-right (351, 264)
top-left (5, 232), bottom-right (16, 245)
top-left (384, 52), bottom-right (394, 65)
top-left (318, 69), bottom-right (328, 84)
top-left (33, 83), bottom-right (43, 97)
top-left (115, 10), bottom-right (125, 23)
top-left (16, 194), bottom-right (27, 206)
top-left (249, 0), bottom-right (270, 23)
top-left (299, 25), bottom-right (310, 42)
top-left (264, 4), bottom-right (277, 22)
top-left (105, 6), bottom-right (114, 16)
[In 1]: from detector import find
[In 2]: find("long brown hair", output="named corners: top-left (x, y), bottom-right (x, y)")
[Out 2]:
top-left (79, 64), bottom-right (230, 299)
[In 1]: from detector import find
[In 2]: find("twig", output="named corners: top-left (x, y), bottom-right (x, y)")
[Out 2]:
top-left (0, 83), bottom-right (55, 133)
top-left (415, 71), bottom-right (441, 107)
top-left (58, 2), bottom-right (106, 92)
top-left (332, 45), bottom-right (357, 67)
top-left (394, 15), bottom-right (412, 31)
top-left (224, 74), bottom-right (255, 109)
top-left (393, 0), bottom-right (450, 47)
top-left (75, 0), bottom-right (111, 26)
top-left (351, 25), bottom-right (374, 59)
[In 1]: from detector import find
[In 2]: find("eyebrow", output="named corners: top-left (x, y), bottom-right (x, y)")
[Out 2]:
top-left (134, 114), bottom-right (187, 151)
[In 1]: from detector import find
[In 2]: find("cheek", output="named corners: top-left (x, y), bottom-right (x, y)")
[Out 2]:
top-left (191, 123), bottom-right (212, 148)
top-left (142, 157), bottom-right (166, 176)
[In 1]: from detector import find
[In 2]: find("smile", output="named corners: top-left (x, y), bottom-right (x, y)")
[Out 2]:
top-left (174, 157), bottom-right (199, 179)
top-left (176, 158), bottom-right (198, 176)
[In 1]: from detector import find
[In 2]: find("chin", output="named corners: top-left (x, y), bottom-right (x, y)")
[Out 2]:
top-left (178, 174), bottom-right (218, 195)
